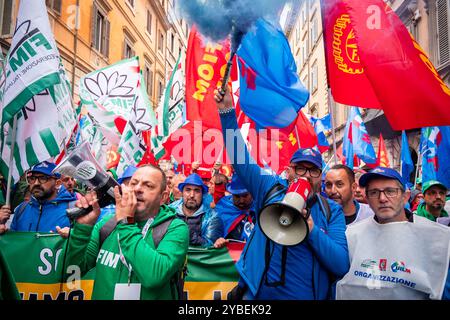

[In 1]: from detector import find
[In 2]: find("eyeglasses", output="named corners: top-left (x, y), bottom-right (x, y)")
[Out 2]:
top-left (27, 175), bottom-right (53, 184)
top-left (366, 188), bottom-right (401, 199)
top-left (289, 165), bottom-right (321, 178)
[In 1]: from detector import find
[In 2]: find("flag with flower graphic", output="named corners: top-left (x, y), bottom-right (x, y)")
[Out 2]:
top-left (79, 57), bottom-right (140, 130)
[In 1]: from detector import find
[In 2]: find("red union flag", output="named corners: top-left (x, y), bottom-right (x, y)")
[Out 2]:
top-left (321, 0), bottom-right (381, 109)
top-left (185, 25), bottom-right (231, 130)
top-left (321, 0), bottom-right (450, 130)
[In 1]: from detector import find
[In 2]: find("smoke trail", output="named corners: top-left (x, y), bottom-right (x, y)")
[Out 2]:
top-left (177, 0), bottom-right (291, 51)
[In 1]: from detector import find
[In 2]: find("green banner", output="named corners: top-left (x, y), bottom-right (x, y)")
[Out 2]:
top-left (0, 232), bottom-right (242, 300)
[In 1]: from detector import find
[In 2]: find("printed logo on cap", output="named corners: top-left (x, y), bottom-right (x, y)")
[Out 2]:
top-left (372, 168), bottom-right (384, 174)
top-left (39, 162), bottom-right (49, 168)
top-left (302, 149), bottom-right (315, 156)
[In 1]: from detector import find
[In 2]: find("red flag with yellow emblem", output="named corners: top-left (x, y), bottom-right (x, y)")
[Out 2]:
top-left (321, 0), bottom-right (450, 130)
top-left (377, 134), bottom-right (390, 168)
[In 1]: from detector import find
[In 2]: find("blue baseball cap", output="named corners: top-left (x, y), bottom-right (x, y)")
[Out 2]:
top-left (226, 176), bottom-right (248, 195)
top-left (118, 165), bottom-right (137, 184)
top-left (290, 148), bottom-right (322, 169)
top-left (359, 167), bottom-right (405, 188)
top-left (178, 173), bottom-right (208, 194)
top-left (31, 161), bottom-right (61, 178)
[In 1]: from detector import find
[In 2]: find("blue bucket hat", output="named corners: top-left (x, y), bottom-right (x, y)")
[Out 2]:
top-left (178, 173), bottom-right (208, 194)
top-left (359, 167), bottom-right (405, 188)
top-left (290, 148), bottom-right (322, 169)
top-left (118, 165), bottom-right (137, 184)
top-left (226, 176), bottom-right (248, 195)
top-left (32, 161), bottom-right (61, 178)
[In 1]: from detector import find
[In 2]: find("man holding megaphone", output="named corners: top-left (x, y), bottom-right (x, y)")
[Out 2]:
top-left (62, 165), bottom-right (189, 300)
top-left (214, 88), bottom-right (349, 300)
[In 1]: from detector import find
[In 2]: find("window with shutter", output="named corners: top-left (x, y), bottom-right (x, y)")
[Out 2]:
top-left (53, 0), bottom-right (62, 14)
top-left (91, 4), bottom-right (99, 49)
top-left (145, 62), bottom-right (153, 96)
top-left (123, 37), bottom-right (135, 59)
top-left (437, 0), bottom-right (450, 66)
top-left (102, 19), bottom-right (110, 57)
top-left (46, 0), bottom-right (62, 14)
top-left (147, 10), bottom-right (152, 35)
top-left (0, 0), bottom-right (14, 36)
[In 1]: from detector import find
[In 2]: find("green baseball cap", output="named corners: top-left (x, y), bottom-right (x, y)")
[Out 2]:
top-left (422, 180), bottom-right (447, 194)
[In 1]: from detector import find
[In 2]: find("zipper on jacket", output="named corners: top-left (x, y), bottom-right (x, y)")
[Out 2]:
top-left (35, 204), bottom-right (43, 232)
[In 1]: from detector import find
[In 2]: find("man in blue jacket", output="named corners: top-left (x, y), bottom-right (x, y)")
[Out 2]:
top-left (214, 175), bottom-right (256, 246)
top-left (170, 173), bottom-right (224, 247)
top-left (214, 88), bottom-right (349, 300)
top-left (8, 161), bottom-right (76, 233)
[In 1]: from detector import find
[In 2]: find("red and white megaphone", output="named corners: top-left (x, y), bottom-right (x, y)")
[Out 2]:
top-left (259, 178), bottom-right (312, 246)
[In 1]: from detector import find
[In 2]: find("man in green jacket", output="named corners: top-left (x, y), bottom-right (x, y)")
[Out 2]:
top-left (415, 180), bottom-right (448, 222)
top-left (64, 165), bottom-right (189, 300)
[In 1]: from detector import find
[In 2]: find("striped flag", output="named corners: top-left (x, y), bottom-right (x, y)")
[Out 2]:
top-left (116, 72), bottom-right (157, 176)
top-left (1, 0), bottom-right (61, 127)
top-left (152, 53), bottom-right (187, 160)
top-left (0, 1), bottom-right (76, 181)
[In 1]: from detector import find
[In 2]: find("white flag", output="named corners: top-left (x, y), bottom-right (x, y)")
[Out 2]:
top-left (116, 73), bottom-right (157, 177)
top-left (152, 53), bottom-right (187, 159)
top-left (1, 0), bottom-right (61, 127)
top-left (0, 1), bottom-right (76, 181)
top-left (79, 57), bottom-right (140, 123)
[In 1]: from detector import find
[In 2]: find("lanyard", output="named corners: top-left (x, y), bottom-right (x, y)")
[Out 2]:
top-left (141, 217), bottom-right (154, 239)
top-left (117, 217), bottom-right (154, 285)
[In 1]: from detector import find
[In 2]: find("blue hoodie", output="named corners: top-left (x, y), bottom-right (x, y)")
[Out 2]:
top-left (10, 186), bottom-right (77, 232)
top-left (170, 196), bottom-right (223, 247)
top-left (219, 110), bottom-right (349, 300)
top-left (215, 195), bottom-right (256, 241)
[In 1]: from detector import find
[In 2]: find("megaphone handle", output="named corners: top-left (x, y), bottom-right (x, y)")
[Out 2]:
top-left (66, 206), bottom-right (92, 221)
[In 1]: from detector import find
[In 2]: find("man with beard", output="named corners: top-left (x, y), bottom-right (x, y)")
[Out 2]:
top-left (325, 165), bottom-right (373, 226)
top-left (1, 161), bottom-right (76, 234)
top-left (64, 165), bottom-right (189, 300)
top-left (170, 173), bottom-right (224, 247)
top-left (214, 176), bottom-right (256, 248)
top-left (415, 180), bottom-right (448, 222)
top-left (214, 88), bottom-right (349, 300)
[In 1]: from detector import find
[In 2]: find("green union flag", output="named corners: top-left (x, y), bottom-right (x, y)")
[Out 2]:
top-left (0, 232), bottom-right (243, 300)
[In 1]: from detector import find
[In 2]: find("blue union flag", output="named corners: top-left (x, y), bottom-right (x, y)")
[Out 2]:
top-left (237, 19), bottom-right (309, 130)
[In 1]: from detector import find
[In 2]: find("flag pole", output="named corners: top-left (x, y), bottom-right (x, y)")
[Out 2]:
top-left (327, 87), bottom-right (338, 165)
top-left (0, 49), bottom-right (16, 207)
top-left (294, 126), bottom-right (301, 148)
top-left (5, 116), bottom-right (18, 207)
top-left (414, 147), bottom-right (423, 190)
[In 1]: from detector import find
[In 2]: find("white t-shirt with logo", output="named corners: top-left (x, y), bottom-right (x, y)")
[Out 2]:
top-left (336, 215), bottom-right (450, 300)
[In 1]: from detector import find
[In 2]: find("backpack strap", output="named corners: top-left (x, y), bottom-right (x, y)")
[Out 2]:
top-left (317, 194), bottom-right (331, 222)
top-left (98, 217), bottom-right (118, 248)
top-left (151, 217), bottom-right (187, 300)
top-left (152, 217), bottom-right (175, 249)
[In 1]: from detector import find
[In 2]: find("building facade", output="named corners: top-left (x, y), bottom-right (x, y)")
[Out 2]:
top-left (0, 0), bottom-right (189, 107)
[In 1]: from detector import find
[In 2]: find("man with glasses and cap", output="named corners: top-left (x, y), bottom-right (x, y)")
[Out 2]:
top-left (214, 88), bottom-right (349, 300)
top-left (214, 176), bottom-right (256, 248)
top-left (170, 173), bottom-right (224, 248)
top-left (336, 167), bottom-right (450, 299)
top-left (0, 161), bottom-right (77, 234)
